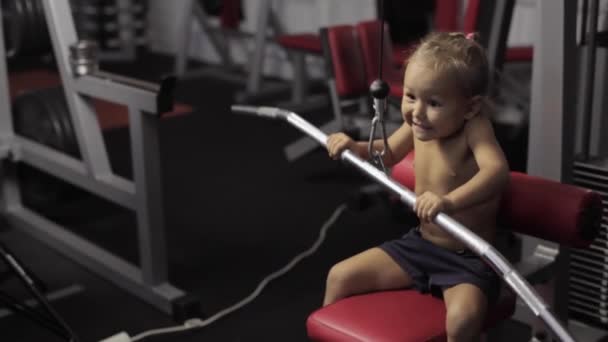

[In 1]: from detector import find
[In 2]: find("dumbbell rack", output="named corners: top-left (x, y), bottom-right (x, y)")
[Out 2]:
top-left (71, 0), bottom-right (147, 61)
top-left (0, 0), bottom-right (198, 318)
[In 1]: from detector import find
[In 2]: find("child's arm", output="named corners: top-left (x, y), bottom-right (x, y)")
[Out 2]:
top-left (444, 116), bottom-right (509, 211)
top-left (326, 122), bottom-right (414, 167)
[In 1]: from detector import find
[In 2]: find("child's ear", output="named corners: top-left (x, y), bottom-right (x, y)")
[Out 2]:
top-left (464, 95), bottom-right (483, 120)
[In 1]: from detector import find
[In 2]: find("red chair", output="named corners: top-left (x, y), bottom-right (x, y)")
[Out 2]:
top-left (283, 25), bottom-right (371, 161)
top-left (306, 155), bottom-right (602, 341)
top-left (358, 0), bottom-right (481, 100)
top-left (275, 33), bottom-right (323, 105)
top-left (356, 20), bottom-right (404, 99)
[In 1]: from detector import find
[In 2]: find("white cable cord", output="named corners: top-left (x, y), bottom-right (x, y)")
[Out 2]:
top-left (130, 203), bottom-right (349, 342)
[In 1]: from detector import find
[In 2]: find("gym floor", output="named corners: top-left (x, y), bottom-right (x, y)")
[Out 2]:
top-left (0, 51), bottom-right (535, 341)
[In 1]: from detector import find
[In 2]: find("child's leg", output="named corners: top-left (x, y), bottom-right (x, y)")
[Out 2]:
top-left (323, 247), bottom-right (412, 306)
top-left (443, 283), bottom-right (488, 342)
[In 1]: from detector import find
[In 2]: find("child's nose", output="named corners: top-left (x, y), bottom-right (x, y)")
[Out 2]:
top-left (412, 103), bottom-right (425, 120)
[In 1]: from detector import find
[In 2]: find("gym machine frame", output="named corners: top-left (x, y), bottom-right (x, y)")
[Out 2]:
top-left (0, 0), bottom-right (197, 316)
top-left (232, 105), bottom-right (577, 342)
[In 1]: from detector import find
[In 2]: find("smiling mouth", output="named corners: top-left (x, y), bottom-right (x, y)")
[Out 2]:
top-left (413, 122), bottom-right (432, 130)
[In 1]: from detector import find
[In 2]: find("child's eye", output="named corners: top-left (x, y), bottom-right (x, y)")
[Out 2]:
top-left (405, 93), bottom-right (415, 101)
top-left (428, 99), bottom-right (441, 107)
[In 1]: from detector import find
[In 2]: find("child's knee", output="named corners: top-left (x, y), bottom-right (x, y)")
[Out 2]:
top-left (325, 262), bottom-right (353, 291)
top-left (445, 302), bottom-right (485, 339)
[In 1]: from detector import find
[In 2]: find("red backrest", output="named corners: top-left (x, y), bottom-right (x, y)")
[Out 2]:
top-left (356, 20), bottom-right (398, 84)
top-left (320, 25), bottom-right (368, 98)
top-left (434, 0), bottom-right (461, 32)
top-left (391, 154), bottom-right (602, 248)
top-left (463, 0), bottom-right (481, 33)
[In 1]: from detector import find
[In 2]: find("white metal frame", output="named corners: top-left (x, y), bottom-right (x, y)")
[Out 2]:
top-left (0, 0), bottom-right (193, 315)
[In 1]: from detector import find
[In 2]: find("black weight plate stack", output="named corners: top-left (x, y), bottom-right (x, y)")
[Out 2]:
top-left (2, 0), bottom-right (51, 58)
top-left (12, 87), bottom-right (82, 214)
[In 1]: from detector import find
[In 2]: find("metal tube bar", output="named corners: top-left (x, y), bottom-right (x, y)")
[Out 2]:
top-left (231, 105), bottom-right (577, 342)
top-left (581, 0), bottom-right (599, 159)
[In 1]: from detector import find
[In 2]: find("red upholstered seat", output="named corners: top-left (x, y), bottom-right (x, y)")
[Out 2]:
top-left (308, 290), bottom-right (517, 342)
top-left (307, 154), bottom-right (602, 341)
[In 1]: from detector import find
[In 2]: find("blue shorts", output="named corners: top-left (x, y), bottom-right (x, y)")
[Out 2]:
top-left (379, 227), bottom-right (501, 305)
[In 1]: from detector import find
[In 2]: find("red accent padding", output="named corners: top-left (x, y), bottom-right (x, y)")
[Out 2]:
top-left (9, 69), bottom-right (62, 99)
top-left (276, 33), bottom-right (323, 54)
top-left (501, 172), bottom-right (600, 248)
top-left (9, 69), bottom-right (192, 131)
top-left (93, 100), bottom-right (192, 131)
top-left (505, 46), bottom-right (533, 62)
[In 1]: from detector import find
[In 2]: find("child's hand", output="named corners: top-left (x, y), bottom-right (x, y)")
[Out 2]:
top-left (326, 133), bottom-right (356, 160)
top-left (414, 192), bottom-right (453, 222)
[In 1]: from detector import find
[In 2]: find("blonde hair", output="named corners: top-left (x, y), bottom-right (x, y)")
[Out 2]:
top-left (406, 32), bottom-right (490, 98)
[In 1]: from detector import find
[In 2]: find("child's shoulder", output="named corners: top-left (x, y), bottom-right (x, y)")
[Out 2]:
top-left (463, 113), bottom-right (494, 135)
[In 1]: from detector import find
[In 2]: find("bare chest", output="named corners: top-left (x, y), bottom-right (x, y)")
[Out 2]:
top-left (413, 138), bottom-right (477, 195)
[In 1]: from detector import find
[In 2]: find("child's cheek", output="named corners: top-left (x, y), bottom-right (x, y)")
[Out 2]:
top-left (402, 110), bottom-right (413, 125)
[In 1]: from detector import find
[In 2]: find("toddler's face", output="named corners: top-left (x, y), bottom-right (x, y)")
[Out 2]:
top-left (401, 59), bottom-right (471, 141)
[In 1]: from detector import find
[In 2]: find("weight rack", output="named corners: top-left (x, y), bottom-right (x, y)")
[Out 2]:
top-left (0, 0), bottom-right (198, 317)
top-left (71, 0), bottom-right (148, 62)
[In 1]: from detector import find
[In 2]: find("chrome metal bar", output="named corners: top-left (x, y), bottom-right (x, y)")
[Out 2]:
top-left (231, 105), bottom-right (577, 342)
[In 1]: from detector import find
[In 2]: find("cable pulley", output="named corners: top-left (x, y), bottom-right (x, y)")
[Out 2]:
top-left (366, 0), bottom-right (392, 173)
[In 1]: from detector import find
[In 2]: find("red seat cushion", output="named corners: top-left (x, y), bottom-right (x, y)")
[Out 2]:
top-left (307, 289), bottom-right (516, 342)
top-left (276, 33), bottom-right (323, 54)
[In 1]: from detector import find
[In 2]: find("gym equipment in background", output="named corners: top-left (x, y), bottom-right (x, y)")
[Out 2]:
top-left (0, 0), bottom-right (200, 323)
top-left (2, 0), bottom-right (51, 58)
top-left (71, 0), bottom-right (148, 61)
top-left (175, 0), bottom-right (328, 111)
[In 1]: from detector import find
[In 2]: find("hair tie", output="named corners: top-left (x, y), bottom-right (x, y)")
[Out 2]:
top-left (465, 32), bottom-right (476, 41)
